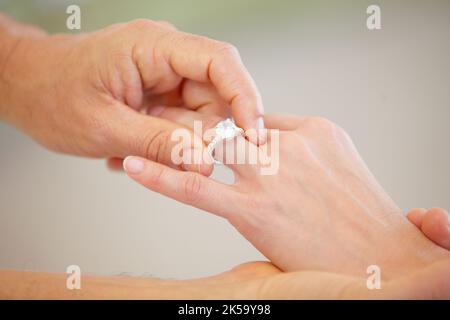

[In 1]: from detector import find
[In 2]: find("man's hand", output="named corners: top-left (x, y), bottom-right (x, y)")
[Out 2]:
top-left (2, 258), bottom-right (450, 299)
top-left (0, 17), bottom-right (265, 174)
top-left (407, 208), bottom-right (450, 250)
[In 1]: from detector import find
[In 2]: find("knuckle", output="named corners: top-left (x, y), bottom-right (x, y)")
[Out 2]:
top-left (337, 125), bottom-right (353, 144)
top-left (310, 116), bottom-right (336, 129)
top-left (215, 42), bottom-right (240, 60)
top-left (128, 19), bottom-right (158, 31)
top-left (298, 117), bottom-right (352, 145)
top-left (142, 129), bottom-right (172, 164)
top-left (301, 116), bottom-right (339, 133)
top-left (181, 173), bottom-right (202, 203)
top-left (157, 20), bottom-right (177, 30)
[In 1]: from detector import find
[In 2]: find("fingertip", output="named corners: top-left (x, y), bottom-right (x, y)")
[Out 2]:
top-left (123, 156), bottom-right (145, 175)
top-left (257, 127), bottom-right (267, 146)
top-left (407, 207), bottom-right (427, 216)
top-left (421, 209), bottom-right (450, 249)
top-left (428, 207), bottom-right (449, 216)
top-left (426, 208), bottom-right (450, 232)
top-left (244, 116), bottom-right (266, 146)
top-left (406, 208), bottom-right (427, 228)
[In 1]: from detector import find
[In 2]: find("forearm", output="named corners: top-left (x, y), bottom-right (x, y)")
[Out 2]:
top-left (0, 269), bottom-right (239, 299)
top-left (0, 13), bottom-right (46, 121)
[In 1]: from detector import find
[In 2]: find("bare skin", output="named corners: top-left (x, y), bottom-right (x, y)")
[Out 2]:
top-left (1, 14), bottom-right (448, 299)
top-left (407, 208), bottom-right (450, 250)
top-left (2, 13), bottom-right (447, 251)
top-left (2, 114), bottom-right (448, 299)
top-left (0, 14), bottom-right (266, 176)
top-left (124, 112), bottom-right (450, 282)
top-left (1, 259), bottom-right (449, 299)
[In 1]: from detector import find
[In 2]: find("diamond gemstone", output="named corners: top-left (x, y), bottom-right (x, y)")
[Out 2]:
top-left (215, 119), bottom-right (241, 140)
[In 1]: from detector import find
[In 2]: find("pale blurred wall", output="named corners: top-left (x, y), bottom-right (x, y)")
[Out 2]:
top-left (0, 0), bottom-right (449, 279)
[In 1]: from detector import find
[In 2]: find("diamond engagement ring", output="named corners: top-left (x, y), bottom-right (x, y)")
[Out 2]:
top-left (207, 118), bottom-right (245, 164)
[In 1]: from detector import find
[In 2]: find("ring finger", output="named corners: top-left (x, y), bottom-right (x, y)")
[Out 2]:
top-left (154, 106), bottom-right (257, 177)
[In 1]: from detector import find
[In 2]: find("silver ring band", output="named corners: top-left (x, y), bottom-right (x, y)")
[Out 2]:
top-left (207, 118), bottom-right (244, 165)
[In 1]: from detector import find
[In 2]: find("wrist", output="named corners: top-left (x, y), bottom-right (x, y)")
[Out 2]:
top-left (0, 15), bottom-right (47, 123)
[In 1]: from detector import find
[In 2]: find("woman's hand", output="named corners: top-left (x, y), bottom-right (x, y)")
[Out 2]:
top-left (123, 111), bottom-right (450, 279)
top-left (0, 16), bottom-right (264, 174)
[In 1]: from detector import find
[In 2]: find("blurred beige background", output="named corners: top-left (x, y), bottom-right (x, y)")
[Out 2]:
top-left (0, 0), bottom-right (449, 279)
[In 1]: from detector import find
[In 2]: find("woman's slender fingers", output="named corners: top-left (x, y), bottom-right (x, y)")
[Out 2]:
top-left (263, 114), bottom-right (307, 130)
top-left (148, 106), bottom-right (261, 177)
top-left (123, 156), bottom-right (241, 219)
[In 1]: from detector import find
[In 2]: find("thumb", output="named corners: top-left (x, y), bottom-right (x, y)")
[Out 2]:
top-left (108, 106), bottom-right (213, 176)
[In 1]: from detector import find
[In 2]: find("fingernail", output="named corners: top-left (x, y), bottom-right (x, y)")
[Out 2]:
top-left (148, 105), bottom-right (166, 116)
top-left (256, 117), bottom-right (265, 131)
top-left (258, 128), bottom-right (267, 145)
top-left (249, 117), bottom-right (266, 145)
top-left (123, 156), bottom-right (144, 174)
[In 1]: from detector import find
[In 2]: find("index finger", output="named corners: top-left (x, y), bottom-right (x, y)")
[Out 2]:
top-left (157, 31), bottom-right (266, 144)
